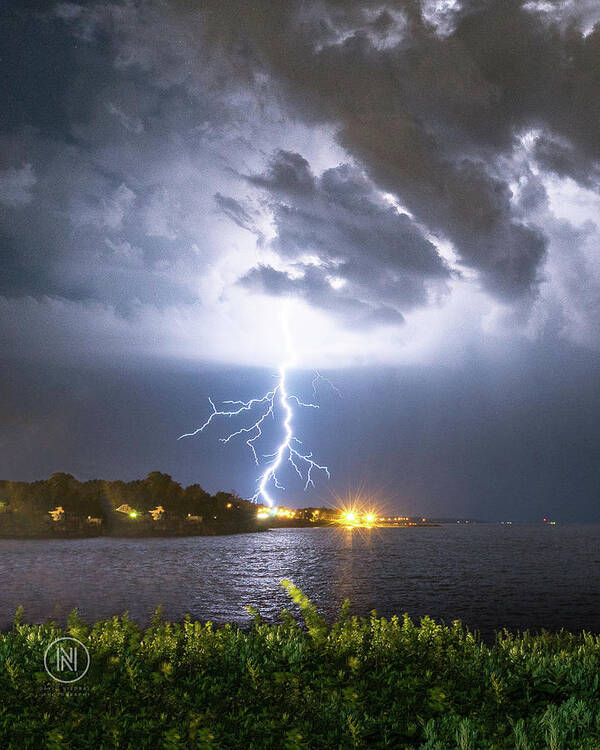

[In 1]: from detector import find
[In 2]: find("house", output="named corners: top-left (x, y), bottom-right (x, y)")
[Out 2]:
top-left (48, 506), bottom-right (65, 522)
top-left (148, 505), bottom-right (165, 521)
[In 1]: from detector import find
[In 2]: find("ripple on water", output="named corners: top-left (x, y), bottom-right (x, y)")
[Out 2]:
top-left (1, 525), bottom-right (599, 640)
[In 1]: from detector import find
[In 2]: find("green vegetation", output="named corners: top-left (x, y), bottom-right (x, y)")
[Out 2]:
top-left (0, 472), bottom-right (257, 537)
top-left (3, 584), bottom-right (600, 749)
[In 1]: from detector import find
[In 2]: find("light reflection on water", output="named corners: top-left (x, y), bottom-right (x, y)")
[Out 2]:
top-left (1, 524), bottom-right (600, 640)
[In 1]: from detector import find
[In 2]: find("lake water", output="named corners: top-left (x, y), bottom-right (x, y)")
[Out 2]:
top-left (1, 524), bottom-right (599, 640)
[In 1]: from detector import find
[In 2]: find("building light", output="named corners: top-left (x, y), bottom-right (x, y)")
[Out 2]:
top-left (48, 506), bottom-right (65, 522)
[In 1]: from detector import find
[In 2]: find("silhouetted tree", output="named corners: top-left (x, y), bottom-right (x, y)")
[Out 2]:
top-left (0, 472), bottom-right (255, 527)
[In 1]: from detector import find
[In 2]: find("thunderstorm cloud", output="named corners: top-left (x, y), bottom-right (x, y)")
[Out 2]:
top-left (1, 0), bottom-right (600, 365)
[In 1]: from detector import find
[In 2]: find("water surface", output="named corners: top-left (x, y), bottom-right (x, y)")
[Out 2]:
top-left (1, 524), bottom-right (599, 640)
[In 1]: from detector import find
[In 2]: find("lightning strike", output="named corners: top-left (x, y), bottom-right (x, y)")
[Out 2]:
top-left (312, 370), bottom-right (342, 399)
top-left (178, 307), bottom-right (337, 506)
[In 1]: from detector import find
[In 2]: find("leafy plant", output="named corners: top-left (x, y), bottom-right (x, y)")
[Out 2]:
top-left (2, 584), bottom-right (600, 748)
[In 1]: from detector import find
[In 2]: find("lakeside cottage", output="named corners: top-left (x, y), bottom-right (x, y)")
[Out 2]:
top-left (48, 506), bottom-right (64, 522)
top-left (148, 505), bottom-right (165, 521)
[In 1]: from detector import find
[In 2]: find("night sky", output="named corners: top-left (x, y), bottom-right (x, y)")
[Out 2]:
top-left (2, 0), bottom-right (600, 521)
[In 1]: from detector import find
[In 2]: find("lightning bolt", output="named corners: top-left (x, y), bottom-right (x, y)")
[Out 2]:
top-left (312, 370), bottom-right (342, 400)
top-left (178, 307), bottom-right (338, 506)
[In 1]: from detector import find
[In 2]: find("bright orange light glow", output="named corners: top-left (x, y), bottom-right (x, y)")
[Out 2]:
top-left (338, 505), bottom-right (381, 527)
top-left (332, 489), bottom-right (389, 528)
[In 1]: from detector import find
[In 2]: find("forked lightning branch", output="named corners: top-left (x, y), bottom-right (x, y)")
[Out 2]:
top-left (178, 311), bottom-right (339, 506)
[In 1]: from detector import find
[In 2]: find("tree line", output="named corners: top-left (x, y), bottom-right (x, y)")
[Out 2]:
top-left (0, 471), bottom-right (254, 524)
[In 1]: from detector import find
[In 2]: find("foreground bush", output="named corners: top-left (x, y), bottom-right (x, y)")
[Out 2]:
top-left (2, 581), bottom-right (600, 749)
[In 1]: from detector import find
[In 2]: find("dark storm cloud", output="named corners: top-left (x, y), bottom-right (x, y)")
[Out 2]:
top-left (194, 0), bottom-right (600, 297)
top-left (234, 150), bottom-right (449, 322)
top-left (0, 5), bottom-right (239, 319)
top-left (213, 193), bottom-right (261, 237)
top-left (21, 2), bottom-right (598, 303)
top-left (533, 134), bottom-right (600, 188)
top-left (0, 0), bottom-right (598, 361)
top-left (248, 151), bottom-right (317, 195)
top-left (240, 264), bottom-right (406, 325)
top-left (1, 0), bottom-right (599, 349)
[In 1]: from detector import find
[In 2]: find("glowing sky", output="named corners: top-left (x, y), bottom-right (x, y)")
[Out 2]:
top-left (2, 0), bottom-right (600, 519)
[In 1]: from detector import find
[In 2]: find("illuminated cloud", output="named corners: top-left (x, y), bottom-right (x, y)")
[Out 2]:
top-left (1, 0), bottom-right (600, 368)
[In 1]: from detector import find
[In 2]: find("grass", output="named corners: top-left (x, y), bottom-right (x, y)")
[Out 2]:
top-left (2, 581), bottom-right (600, 748)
